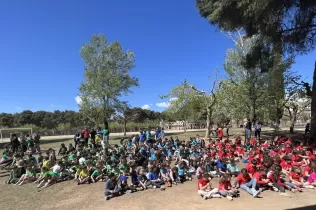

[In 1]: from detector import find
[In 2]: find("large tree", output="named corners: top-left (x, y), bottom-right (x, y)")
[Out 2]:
top-left (79, 34), bottom-right (139, 128)
top-left (163, 74), bottom-right (220, 137)
top-left (196, 0), bottom-right (316, 141)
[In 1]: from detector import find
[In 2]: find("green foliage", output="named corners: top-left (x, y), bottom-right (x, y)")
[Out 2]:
top-left (196, 0), bottom-right (316, 54)
top-left (79, 34), bottom-right (139, 127)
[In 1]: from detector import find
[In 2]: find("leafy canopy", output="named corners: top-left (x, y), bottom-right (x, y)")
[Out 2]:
top-left (79, 34), bottom-right (139, 126)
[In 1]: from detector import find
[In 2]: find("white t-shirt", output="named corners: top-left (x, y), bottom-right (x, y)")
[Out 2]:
top-left (52, 165), bottom-right (61, 173)
top-left (79, 157), bottom-right (86, 165)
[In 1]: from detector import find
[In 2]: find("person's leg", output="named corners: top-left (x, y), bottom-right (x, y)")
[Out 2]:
top-left (272, 183), bottom-right (285, 193)
top-left (240, 184), bottom-right (254, 195)
top-left (248, 178), bottom-right (257, 189)
top-left (284, 181), bottom-right (296, 188)
top-left (219, 190), bottom-right (228, 197)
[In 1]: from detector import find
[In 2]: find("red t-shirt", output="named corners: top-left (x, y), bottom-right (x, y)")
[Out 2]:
top-left (236, 173), bottom-right (250, 185)
top-left (218, 181), bottom-right (232, 190)
top-left (289, 172), bottom-right (301, 182)
top-left (303, 166), bottom-right (311, 176)
top-left (292, 155), bottom-right (300, 162)
top-left (218, 129), bottom-right (223, 138)
top-left (198, 178), bottom-right (208, 190)
top-left (284, 140), bottom-right (292, 145)
top-left (246, 164), bottom-right (256, 175)
top-left (280, 161), bottom-right (292, 170)
top-left (285, 148), bottom-right (292, 154)
top-left (253, 172), bottom-right (266, 185)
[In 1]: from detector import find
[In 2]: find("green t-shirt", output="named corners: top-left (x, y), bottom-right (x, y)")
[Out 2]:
top-left (28, 139), bottom-right (34, 146)
top-left (106, 164), bottom-right (112, 173)
top-left (92, 169), bottom-right (102, 177)
top-left (119, 164), bottom-right (128, 171)
top-left (3, 154), bottom-right (8, 159)
top-left (68, 154), bottom-right (74, 161)
top-left (111, 168), bottom-right (120, 176)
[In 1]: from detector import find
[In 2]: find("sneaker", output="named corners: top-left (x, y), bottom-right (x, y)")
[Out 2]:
top-left (105, 196), bottom-right (110, 201)
top-left (153, 186), bottom-right (157, 189)
top-left (126, 190), bottom-right (132, 194)
top-left (203, 195), bottom-right (208, 200)
top-left (252, 189), bottom-right (260, 198)
top-left (304, 185), bottom-right (314, 189)
top-left (272, 187), bottom-right (279, 192)
top-left (160, 186), bottom-right (166, 191)
top-left (226, 195), bottom-right (233, 201)
top-left (211, 194), bottom-right (221, 198)
top-left (291, 189), bottom-right (297, 193)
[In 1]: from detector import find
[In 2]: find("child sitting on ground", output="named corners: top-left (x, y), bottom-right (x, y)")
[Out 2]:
top-left (15, 165), bottom-right (36, 186)
top-left (197, 173), bottom-right (221, 200)
top-left (105, 172), bottom-right (121, 200)
top-left (218, 174), bottom-right (238, 200)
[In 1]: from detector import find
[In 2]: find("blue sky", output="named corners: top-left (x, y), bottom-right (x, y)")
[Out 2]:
top-left (0, 0), bottom-right (315, 113)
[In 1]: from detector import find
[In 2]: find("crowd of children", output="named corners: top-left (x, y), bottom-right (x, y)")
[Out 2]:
top-left (196, 135), bottom-right (316, 200)
top-left (1, 129), bottom-right (316, 202)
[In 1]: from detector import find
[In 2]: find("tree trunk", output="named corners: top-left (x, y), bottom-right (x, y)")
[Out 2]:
top-left (123, 120), bottom-right (127, 136)
top-left (290, 121), bottom-right (294, 133)
top-left (205, 106), bottom-right (211, 138)
top-left (103, 117), bottom-right (108, 129)
top-left (310, 61), bottom-right (316, 143)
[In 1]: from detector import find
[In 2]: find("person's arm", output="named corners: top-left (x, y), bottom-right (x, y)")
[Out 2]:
top-left (233, 179), bottom-right (239, 188)
top-left (139, 180), bottom-right (147, 189)
top-left (199, 182), bottom-right (211, 190)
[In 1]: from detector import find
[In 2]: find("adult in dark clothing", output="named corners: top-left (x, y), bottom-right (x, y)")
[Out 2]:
top-left (90, 129), bottom-right (97, 148)
top-left (305, 123), bottom-right (310, 135)
top-left (254, 121), bottom-right (262, 140)
top-left (74, 132), bottom-right (80, 149)
top-left (245, 119), bottom-right (252, 140)
top-left (11, 134), bottom-right (20, 153)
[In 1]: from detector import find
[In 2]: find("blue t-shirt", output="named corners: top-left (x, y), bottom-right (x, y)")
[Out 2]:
top-left (215, 160), bottom-right (227, 172)
top-left (147, 172), bottom-right (158, 181)
top-left (149, 153), bottom-right (156, 161)
top-left (178, 167), bottom-right (184, 176)
top-left (139, 134), bottom-right (144, 142)
top-left (120, 175), bottom-right (128, 183)
top-left (155, 130), bottom-right (159, 136)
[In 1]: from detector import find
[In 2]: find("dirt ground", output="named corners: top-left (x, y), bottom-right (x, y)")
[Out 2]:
top-left (1, 131), bottom-right (315, 210)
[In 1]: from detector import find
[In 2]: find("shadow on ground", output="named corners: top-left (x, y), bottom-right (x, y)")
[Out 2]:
top-left (286, 205), bottom-right (316, 210)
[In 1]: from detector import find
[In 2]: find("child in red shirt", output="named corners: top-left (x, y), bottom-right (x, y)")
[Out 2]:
top-left (246, 160), bottom-right (257, 178)
top-left (218, 174), bottom-right (237, 200)
top-left (252, 168), bottom-right (270, 189)
top-left (234, 168), bottom-right (251, 187)
top-left (217, 128), bottom-right (223, 140)
top-left (280, 156), bottom-right (292, 174)
top-left (197, 173), bottom-right (221, 200)
top-left (289, 166), bottom-right (304, 188)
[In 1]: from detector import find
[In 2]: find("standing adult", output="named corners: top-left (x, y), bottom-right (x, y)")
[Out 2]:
top-left (74, 131), bottom-right (81, 149)
top-left (82, 127), bottom-right (90, 147)
top-left (305, 123), bottom-right (310, 136)
top-left (102, 126), bottom-right (110, 149)
top-left (254, 121), bottom-right (262, 141)
top-left (11, 134), bottom-right (20, 153)
top-left (90, 128), bottom-right (97, 148)
top-left (245, 119), bottom-right (252, 141)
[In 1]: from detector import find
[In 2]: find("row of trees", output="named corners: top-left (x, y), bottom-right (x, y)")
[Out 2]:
top-left (0, 108), bottom-right (164, 135)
